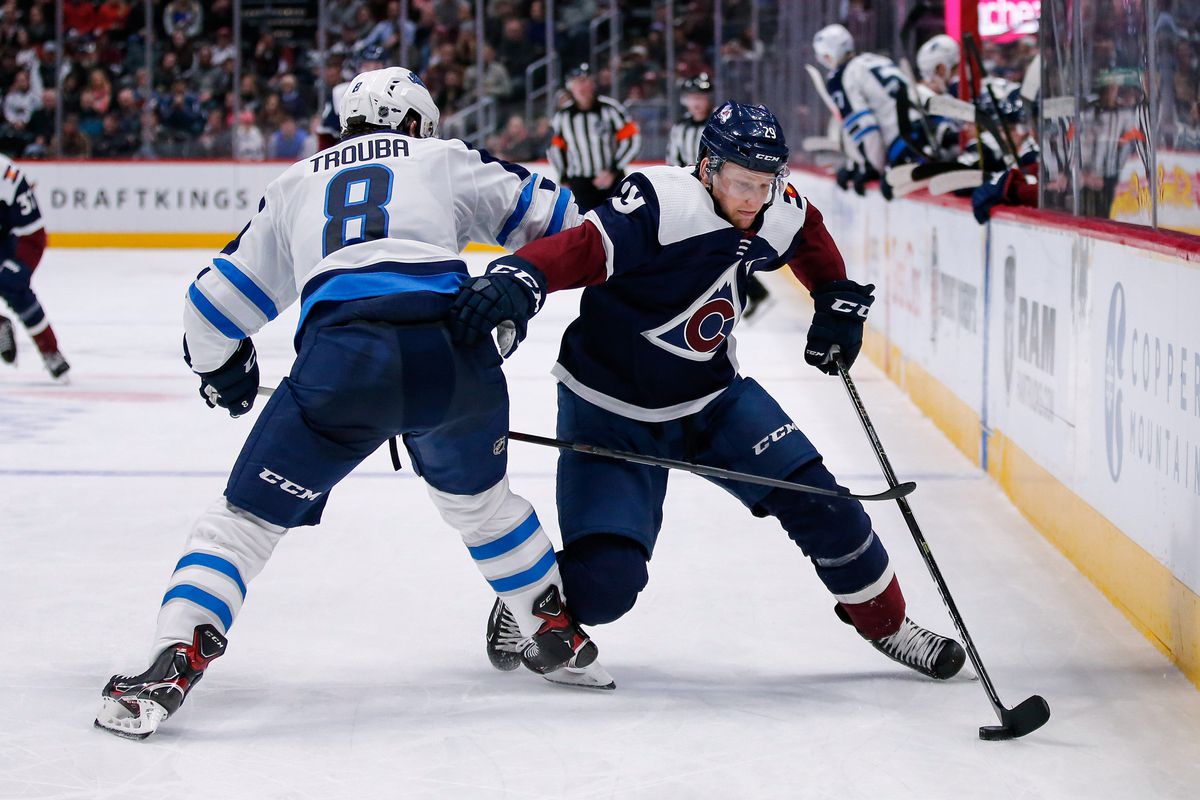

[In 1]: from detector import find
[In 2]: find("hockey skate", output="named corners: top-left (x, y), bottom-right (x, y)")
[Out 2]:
top-left (41, 350), bottom-right (70, 380)
top-left (487, 586), bottom-right (615, 690)
top-left (836, 604), bottom-right (966, 680)
top-left (0, 316), bottom-right (15, 364)
top-left (94, 624), bottom-right (227, 740)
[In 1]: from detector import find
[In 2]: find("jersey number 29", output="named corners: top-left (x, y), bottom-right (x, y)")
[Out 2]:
top-left (322, 165), bottom-right (394, 256)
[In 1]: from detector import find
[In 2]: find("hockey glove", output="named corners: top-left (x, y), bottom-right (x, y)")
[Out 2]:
top-left (805, 280), bottom-right (875, 375)
top-left (448, 255), bottom-right (547, 358)
top-left (184, 336), bottom-right (260, 417)
top-left (835, 164), bottom-right (857, 192)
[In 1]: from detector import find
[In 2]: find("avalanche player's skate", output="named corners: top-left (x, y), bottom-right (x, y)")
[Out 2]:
top-left (836, 604), bottom-right (965, 680)
top-left (41, 349), bottom-right (70, 380)
top-left (487, 585), bottom-right (615, 690)
top-left (94, 624), bottom-right (227, 740)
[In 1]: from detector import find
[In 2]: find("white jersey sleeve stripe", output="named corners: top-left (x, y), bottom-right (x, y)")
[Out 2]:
top-left (211, 257), bottom-right (279, 320)
top-left (496, 173), bottom-right (538, 246)
top-left (186, 283), bottom-right (245, 340)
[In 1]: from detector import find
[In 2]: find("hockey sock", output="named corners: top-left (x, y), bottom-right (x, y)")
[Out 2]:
top-left (428, 477), bottom-right (562, 638)
top-left (32, 325), bottom-right (58, 355)
top-left (837, 575), bottom-right (906, 640)
top-left (153, 499), bottom-right (286, 658)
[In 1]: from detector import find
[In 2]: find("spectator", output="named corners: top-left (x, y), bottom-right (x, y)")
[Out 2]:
top-left (278, 73), bottom-right (310, 120)
top-left (26, 88), bottom-right (57, 148)
top-left (3, 70), bottom-right (40, 128)
top-left (497, 18), bottom-right (537, 82)
top-left (490, 113), bottom-right (539, 161)
top-left (212, 27), bottom-right (236, 66)
top-left (112, 87), bottom-right (142, 141)
top-left (232, 109), bottom-right (265, 161)
top-left (253, 31), bottom-right (282, 81)
top-left (156, 79), bottom-right (204, 139)
top-left (166, 30), bottom-right (196, 73)
top-left (79, 68), bottom-right (113, 138)
top-left (94, 0), bottom-right (132, 35)
top-left (435, 65), bottom-right (468, 114)
top-left (54, 113), bottom-right (91, 158)
top-left (93, 111), bottom-right (138, 158)
top-left (465, 44), bottom-right (512, 101)
top-left (268, 115), bottom-right (311, 160)
top-left (189, 45), bottom-right (228, 104)
top-left (163, 0), bottom-right (202, 39)
top-left (197, 108), bottom-right (232, 158)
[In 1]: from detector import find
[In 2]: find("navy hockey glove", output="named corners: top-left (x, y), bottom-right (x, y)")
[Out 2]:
top-left (835, 164), bottom-right (856, 191)
top-left (448, 256), bottom-right (547, 357)
top-left (971, 168), bottom-right (1019, 224)
top-left (805, 280), bottom-right (875, 375)
top-left (183, 336), bottom-right (260, 417)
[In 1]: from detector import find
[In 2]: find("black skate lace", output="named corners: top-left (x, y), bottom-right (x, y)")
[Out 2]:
top-left (879, 619), bottom-right (943, 670)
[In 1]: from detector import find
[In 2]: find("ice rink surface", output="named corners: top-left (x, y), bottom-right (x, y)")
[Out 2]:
top-left (2, 249), bottom-right (1199, 800)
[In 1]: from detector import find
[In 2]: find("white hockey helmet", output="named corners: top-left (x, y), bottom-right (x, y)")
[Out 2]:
top-left (916, 34), bottom-right (961, 82)
top-left (339, 66), bottom-right (440, 138)
top-left (813, 24), bottom-right (854, 72)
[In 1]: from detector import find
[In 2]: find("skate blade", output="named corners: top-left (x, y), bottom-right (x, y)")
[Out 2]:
top-left (542, 661), bottom-right (616, 691)
top-left (94, 696), bottom-right (168, 740)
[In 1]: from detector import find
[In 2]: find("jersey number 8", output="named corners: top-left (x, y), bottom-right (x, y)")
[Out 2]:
top-left (322, 165), bottom-right (394, 257)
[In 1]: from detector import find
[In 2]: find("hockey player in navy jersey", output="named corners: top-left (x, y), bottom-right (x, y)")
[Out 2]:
top-left (450, 101), bottom-right (967, 686)
top-left (95, 67), bottom-right (599, 740)
top-left (0, 154), bottom-right (70, 378)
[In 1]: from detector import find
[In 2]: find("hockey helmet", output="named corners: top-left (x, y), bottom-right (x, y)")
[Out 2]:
top-left (358, 45), bottom-right (388, 69)
top-left (699, 101), bottom-right (789, 180)
top-left (813, 24), bottom-right (854, 72)
top-left (978, 78), bottom-right (1028, 125)
top-left (916, 34), bottom-right (960, 82)
top-left (680, 73), bottom-right (713, 95)
top-left (340, 66), bottom-right (440, 138)
top-left (566, 63), bottom-right (593, 82)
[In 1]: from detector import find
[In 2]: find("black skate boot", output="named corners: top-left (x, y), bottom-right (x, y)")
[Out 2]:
top-left (486, 597), bottom-right (524, 671)
top-left (520, 585), bottom-right (598, 675)
top-left (94, 624), bottom-right (227, 740)
top-left (836, 604), bottom-right (966, 680)
top-left (41, 350), bottom-right (70, 380)
top-left (0, 316), bottom-right (15, 364)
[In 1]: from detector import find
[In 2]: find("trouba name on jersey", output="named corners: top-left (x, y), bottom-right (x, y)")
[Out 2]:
top-left (308, 137), bottom-right (409, 173)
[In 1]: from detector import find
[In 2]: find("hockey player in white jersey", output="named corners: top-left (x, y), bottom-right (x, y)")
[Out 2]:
top-left (95, 67), bottom-right (600, 740)
top-left (914, 34), bottom-right (965, 159)
top-left (813, 23), bottom-right (925, 196)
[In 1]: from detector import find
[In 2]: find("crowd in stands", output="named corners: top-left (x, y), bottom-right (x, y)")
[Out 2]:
top-left (1, 1), bottom-right (1196, 169)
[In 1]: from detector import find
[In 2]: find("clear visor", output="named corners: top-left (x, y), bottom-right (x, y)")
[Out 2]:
top-left (710, 161), bottom-right (789, 206)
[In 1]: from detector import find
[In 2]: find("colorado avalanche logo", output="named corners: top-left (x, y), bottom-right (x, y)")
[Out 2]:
top-left (642, 264), bottom-right (742, 361)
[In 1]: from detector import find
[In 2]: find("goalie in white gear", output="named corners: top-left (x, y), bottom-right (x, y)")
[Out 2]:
top-left (95, 66), bottom-right (605, 741)
top-left (813, 23), bottom-right (925, 194)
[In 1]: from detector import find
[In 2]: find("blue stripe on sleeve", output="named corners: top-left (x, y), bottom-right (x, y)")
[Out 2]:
top-left (497, 174), bottom-right (537, 246)
top-left (547, 188), bottom-right (572, 236)
top-left (488, 547), bottom-right (557, 593)
top-left (212, 258), bottom-right (278, 320)
top-left (188, 284), bottom-right (246, 339)
top-left (161, 584), bottom-right (234, 630)
top-left (468, 511), bottom-right (541, 561)
top-left (886, 137), bottom-right (909, 162)
top-left (174, 552), bottom-right (247, 598)
top-left (844, 109), bottom-right (871, 126)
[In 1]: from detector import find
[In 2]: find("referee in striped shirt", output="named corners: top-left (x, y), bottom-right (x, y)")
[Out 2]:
top-left (548, 64), bottom-right (641, 211)
top-left (666, 74), bottom-right (773, 317)
top-left (665, 73), bottom-right (713, 167)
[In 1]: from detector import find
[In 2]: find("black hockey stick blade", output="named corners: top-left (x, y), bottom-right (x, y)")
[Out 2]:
top-left (508, 430), bottom-right (915, 502)
top-left (978, 695), bottom-right (1051, 741)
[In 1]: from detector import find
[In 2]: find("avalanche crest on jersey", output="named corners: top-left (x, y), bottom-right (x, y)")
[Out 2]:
top-left (642, 262), bottom-right (741, 361)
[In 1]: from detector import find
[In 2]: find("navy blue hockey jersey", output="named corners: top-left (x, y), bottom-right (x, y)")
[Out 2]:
top-left (517, 165), bottom-right (846, 422)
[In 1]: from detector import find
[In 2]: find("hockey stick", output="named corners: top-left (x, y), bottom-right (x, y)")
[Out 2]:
top-left (928, 170), bottom-right (984, 194)
top-left (252, 383), bottom-right (914, 502)
top-left (833, 356), bottom-right (1050, 740)
top-left (507, 430), bottom-right (916, 503)
top-left (925, 93), bottom-right (976, 123)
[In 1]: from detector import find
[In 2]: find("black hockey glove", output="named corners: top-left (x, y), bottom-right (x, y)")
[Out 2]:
top-left (835, 164), bottom-right (857, 191)
top-left (183, 336), bottom-right (260, 417)
top-left (805, 280), bottom-right (875, 375)
top-left (448, 255), bottom-right (547, 358)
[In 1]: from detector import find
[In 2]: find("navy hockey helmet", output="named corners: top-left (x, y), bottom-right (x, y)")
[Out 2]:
top-left (698, 101), bottom-right (789, 177)
top-left (566, 63), bottom-right (593, 82)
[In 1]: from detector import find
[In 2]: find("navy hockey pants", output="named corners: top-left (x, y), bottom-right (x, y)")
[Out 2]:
top-left (224, 307), bottom-right (510, 529)
top-left (554, 378), bottom-right (889, 625)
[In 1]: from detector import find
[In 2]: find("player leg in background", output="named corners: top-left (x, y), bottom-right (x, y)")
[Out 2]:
top-left (561, 177), bottom-right (610, 214)
top-left (742, 274), bottom-right (774, 320)
top-left (0, 254), bottom-right (69, 378)
top-left (692, 376), bottom-right (966, 680)
top-left (96, 311), bottom-right (595, 738)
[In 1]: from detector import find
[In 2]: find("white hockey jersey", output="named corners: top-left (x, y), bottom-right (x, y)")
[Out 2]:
top-left (827, 53), bottom-right (914, 172)
top-left (183, 131), bottom-right (578, 372)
